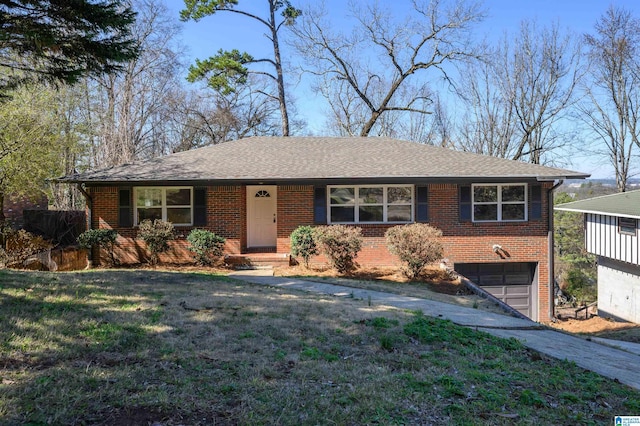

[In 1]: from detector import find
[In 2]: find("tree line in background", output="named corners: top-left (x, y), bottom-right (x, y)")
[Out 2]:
top-left (2, 0), bottom-right (640, 217)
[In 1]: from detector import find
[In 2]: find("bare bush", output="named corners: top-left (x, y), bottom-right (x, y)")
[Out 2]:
top-left (314, 225), bottom-right (362, 274)
top-left (386, 224), bottom-right (444, 279)
top-left (5, 229), bottom-right (53, 266)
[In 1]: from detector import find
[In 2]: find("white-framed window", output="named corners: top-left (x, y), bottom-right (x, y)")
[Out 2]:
top-left (472, 183), bottom-right (527, 222)
top-left (328, 185), bottom-right (413, 224)
top-left (135, 187), bottom-right (193, 226)
top-left (619, 217), bottom-right (638, 236)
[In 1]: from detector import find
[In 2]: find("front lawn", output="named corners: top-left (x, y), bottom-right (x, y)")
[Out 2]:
top-left (0, 269), bottom-right (637, 425)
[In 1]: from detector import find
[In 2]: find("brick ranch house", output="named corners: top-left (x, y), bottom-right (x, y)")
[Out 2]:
top-left (61, 137), bottom-right (588, 322)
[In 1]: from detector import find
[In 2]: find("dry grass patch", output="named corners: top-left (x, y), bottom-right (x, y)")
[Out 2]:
top-left (1, 269), bottom-right (639, 425)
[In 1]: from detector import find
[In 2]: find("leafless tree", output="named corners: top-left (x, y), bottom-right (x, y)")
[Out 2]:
top-left (291, 0), bottom-right (484, 137)
top-left (505, 21), bottom-right (583, 164)
top-left (87, 0), bottom-right (185, 167)
top-left (166, 77), bottom-right (283, 153)
top-left (457, 20), bottom-right (583, 165)
top-left (457, 53), bottom-right (518, 157)
top-left (580, 6), bottom-right (640, 192)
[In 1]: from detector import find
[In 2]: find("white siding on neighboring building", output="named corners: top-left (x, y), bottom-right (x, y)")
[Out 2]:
top-left (586, 214), bottom-right (640, 266)
top-left (597, 257), bottom-right (640, 323)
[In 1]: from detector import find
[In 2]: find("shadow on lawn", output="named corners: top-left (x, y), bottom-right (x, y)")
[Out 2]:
top-left (0, 269), bottom-right (233, 424)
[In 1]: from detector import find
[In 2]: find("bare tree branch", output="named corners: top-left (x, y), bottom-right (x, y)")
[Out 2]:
top-left (290, 0), bottom-right (484, 137)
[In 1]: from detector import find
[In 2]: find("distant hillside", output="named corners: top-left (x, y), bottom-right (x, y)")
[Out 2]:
top-left (559, 179), bottom-right (640, 200)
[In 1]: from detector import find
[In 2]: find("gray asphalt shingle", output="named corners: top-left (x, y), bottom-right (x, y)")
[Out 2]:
top-left (61, 137), bottom-right (589, 183)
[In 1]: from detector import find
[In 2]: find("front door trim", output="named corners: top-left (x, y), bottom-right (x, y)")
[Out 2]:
top-left (246, 185), bottom-right (277, 249)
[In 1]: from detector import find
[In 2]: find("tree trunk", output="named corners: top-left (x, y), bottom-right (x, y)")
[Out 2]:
top-left (269, 0), bottom-right (290, 136)
top-left (0, 191), bottom-right (5, 228)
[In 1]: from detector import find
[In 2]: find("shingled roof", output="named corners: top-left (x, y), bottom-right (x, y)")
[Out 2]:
top-left (61, 137), bottom-right (589, 184)
top-left (555, 190), bottom-right (640, 219)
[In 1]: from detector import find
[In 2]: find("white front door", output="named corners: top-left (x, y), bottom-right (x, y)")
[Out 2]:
top-left (247, 186), bottom-right (277, 248)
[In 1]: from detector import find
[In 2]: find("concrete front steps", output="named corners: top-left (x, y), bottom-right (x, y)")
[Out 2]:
top-left (225, 252), bottom-right (292, 270)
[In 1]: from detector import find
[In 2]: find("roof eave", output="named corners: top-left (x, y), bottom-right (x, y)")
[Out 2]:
top-left (60, 174), bottom-right (579, 186)
top-left (536, 174), bottom-right (590, 181)
top-left (555, 206), bottom-right (640, 220)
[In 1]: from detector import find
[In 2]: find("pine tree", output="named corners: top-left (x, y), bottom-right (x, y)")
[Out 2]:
top-left (0, 0), bottom-right (138, 91)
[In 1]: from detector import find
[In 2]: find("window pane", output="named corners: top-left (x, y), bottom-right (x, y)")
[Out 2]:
top-left (620, 218), bottom-right (637, 234)
top-left (388, 205), bottom-right (411, 222)
top-left (167, 207), bottom-right (191, 224)
top-left (166, 188), bottom-right (191, 206)
top-left (502, 185), bottom-right (525, 202)
top-left (474, 204), bottom-right (497, 221)
top-left (359, 187), bottom-right (383, 204)
top-left (137, 188), bottom-right (162, 207)
top-left (388, 187), bottom-right (412, 204)
top-left (502, 204), bottom-right (525, 220)
top-left (330, 187), bottom-right (355, 205)
top-left (331, 206), bottom-right (355, 222)
top-left (359, 206), bottom-right (383, 222)
top-left (138, 208), bottom-right (162, 222)
top-left (474, 186), bottom-right (497, 202)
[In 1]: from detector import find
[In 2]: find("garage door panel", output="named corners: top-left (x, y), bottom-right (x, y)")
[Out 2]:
top-left (506, 296), bottom-right (530, 307)
top-left (505, 286), bottom-right (530, 296)
top-left (505, 273), bottom-right (530, 285)
top-left (481, 286), bottom-right (505, 298)
top-left (479, 275), bottom-right (504, 285)
top-left (455, 262), bottom-right (536, 320)
top-left (479, 264), bottom-right (503, 274)
top-left (504, 263), bottom-right (530, 273)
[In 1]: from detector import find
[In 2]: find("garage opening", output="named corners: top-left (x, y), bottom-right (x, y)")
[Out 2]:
top-left (455, 262), bottom-right (538, 321)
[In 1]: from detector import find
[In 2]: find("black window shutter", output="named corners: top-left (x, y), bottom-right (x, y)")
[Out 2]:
top-left (459, 185), bottom-right (472, 222)
top-left (530, 184), bottom-right (542, 220)
top-left (194, 188), bottom-right (207, 226)
top-left (118, 188), bottom-right (132, 227)
top-left (314, 187), bottom-right (327, 224)
top-left (416, 186), bottom-right (429, 222)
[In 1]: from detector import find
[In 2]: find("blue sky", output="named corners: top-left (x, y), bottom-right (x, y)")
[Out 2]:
top-left (165, 0), bottom-right (640, 179)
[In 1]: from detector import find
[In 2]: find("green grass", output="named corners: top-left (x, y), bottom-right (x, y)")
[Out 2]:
top-left (0, 268), bottom-right (637, 425)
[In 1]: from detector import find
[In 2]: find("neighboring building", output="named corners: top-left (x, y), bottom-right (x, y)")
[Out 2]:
top-left (556, 191), bottom-right (640, 323)
top-left (60, 137), bottom-right (588, 322)
top-left (3, 193), bottom-right (48, 228)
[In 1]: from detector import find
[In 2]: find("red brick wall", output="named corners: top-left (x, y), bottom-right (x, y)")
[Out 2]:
top-left (208, 186), bottom-right (244, 254)
top-left (89, 186), bottom-right (247, 264)
top-left (293, 182), bottom-right (553, 321)
top-left (277, 185), bottom-right (314, 252)
top-left (88, 182), bottom-right (554, 320)
top-left (3, 193), bottom-right (48, 227)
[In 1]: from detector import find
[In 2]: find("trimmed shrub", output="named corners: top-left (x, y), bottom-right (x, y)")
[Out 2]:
top-left (314, 225), bottom-right (362, 274)
top-left (290, 225), bottom-right (319, 268)
top-left (138, 220), bottom-right (174, 265)
top-left (386, 223), bottom-right (444, 279)
top-left (77, 229), bottom-right (119, 265)
top-left (187, 229), bottom-right (226, 266)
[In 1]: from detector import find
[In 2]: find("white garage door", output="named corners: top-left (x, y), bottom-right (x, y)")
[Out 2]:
top-left (455, 263), bottom-right (537, 320)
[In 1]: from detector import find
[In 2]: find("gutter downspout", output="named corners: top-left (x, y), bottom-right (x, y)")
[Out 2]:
top-left (548, 179), bottom-right (564, 321)
top-left (77, 183), bottom-right (93, 268)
